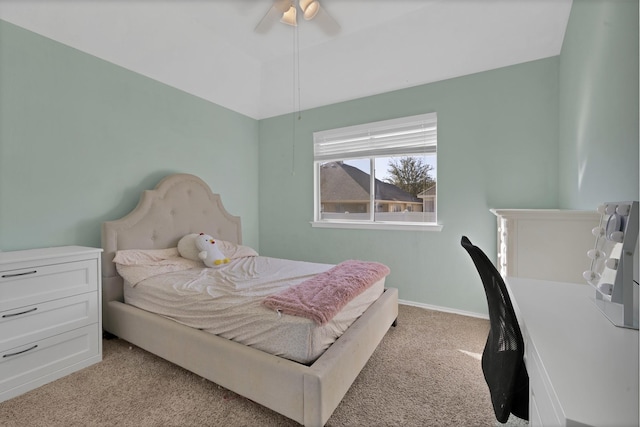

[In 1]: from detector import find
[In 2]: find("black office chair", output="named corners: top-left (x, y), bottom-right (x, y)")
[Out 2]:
top-left (460, 236), bottom-right (529, 423)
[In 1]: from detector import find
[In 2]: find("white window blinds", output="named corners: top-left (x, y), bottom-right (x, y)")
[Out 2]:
top-left (313, 112), bottom-right (437, 162)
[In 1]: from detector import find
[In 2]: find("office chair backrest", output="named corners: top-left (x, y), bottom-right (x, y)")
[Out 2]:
top-left (460, 236), bottom-right (529, 423)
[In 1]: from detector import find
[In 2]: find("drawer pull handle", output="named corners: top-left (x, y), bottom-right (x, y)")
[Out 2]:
top-left (3, 345), bottom-right (38, 358)
top-left (1, 270), bottom-right (37, 279)
top-left (2, 307), bottom-right (38, 318)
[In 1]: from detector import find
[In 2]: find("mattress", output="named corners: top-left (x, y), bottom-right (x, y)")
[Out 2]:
top-left (123, 256), bottom-right (385, 364)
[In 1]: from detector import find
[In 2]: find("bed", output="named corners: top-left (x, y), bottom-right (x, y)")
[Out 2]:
top-left (101, 173), bottom-right (399, 427)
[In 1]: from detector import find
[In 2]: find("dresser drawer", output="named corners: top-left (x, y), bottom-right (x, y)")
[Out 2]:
top-left (525, 343), bottom-right (564, 426)
top-left (0, 324), bottom-right (100, 398)
top-left (0, 259), bottom-right (98, 312)
top-left (0, 292), bottom-right (98, 352)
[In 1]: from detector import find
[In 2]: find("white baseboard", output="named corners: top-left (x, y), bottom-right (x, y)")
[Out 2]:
top-left (398, 299), bottom-right (489, 320)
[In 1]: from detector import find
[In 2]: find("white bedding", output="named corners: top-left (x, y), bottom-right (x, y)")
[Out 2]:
top-left (122, 256), bottom-right (385, 364)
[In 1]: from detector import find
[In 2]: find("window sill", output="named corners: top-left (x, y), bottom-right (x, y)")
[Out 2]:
top-left (310, 221), bottom-right (443, 232)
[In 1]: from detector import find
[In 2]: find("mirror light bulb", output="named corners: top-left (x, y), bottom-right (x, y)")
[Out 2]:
top-left (597, 282), bottom-right (614, 296)
top-left (616, 204), bottom-right (631, 216)
top-left (605, 258), bottom-right (619, 270)
top-left (609, 231), bottom-right (624, 243)
top-left (587, 249), bottom-right (604, 259)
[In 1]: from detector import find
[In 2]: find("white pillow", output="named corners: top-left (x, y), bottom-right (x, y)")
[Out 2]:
top-left (113, 247), bottom-right (202, 286)
top-left (113, 247), bottom-right (181, 265)
top-left (215, 239), bottom-right (259, 259)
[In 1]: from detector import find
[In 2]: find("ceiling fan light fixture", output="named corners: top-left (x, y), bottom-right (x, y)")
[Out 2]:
top-left (281, 5), bottom-right (297, 26)
top-left (300, 0), bottom-right (320, 20)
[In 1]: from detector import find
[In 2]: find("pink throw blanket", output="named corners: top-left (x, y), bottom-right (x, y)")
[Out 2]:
top-left (262, 260), bottom-right (390, 325)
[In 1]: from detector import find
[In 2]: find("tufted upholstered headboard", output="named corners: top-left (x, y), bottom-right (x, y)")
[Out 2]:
top-left (101, 173), bottom-right (242, 313)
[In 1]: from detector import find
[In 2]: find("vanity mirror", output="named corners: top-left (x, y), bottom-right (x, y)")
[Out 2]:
top-left (583, 201), bottom-right (639, 329)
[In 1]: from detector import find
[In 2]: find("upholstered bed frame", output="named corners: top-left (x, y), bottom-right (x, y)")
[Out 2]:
top-left (101, 173), bottom-right (399, 427)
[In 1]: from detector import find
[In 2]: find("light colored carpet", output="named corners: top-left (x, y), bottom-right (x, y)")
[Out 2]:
top-left (0, 305), bottom-right (528, 426)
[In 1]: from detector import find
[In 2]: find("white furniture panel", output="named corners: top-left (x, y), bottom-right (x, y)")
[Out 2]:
top-left (506, 277), bottom-right (638, 427)
top-left (0, 258), bottom-right (98, 312)
top-left (491, 209), bottom-right (600, 283)
top-left (0, 293), bottom-right (98, 350)
top-left (0, 324), bottom-right (100, 396)
top-left (0, 246), bottom-right (102, 402)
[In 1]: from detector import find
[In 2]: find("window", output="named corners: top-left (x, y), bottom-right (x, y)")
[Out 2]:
top-left (312, 112), bottom-right (440, 231)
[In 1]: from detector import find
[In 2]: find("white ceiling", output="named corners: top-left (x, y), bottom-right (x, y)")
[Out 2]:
top-left (0, 0), bottom-right (573, 119)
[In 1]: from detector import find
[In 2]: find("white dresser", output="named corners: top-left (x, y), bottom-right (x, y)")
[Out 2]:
top-left (506, 277), bottom-right (638, 427)
top-left (491, 209), bottom-right (600, 283)
top-left (0, 246), bottom-right (102, 402)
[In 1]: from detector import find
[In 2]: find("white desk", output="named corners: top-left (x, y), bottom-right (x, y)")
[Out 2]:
top-left (505, 277), bottom-right (638, 427)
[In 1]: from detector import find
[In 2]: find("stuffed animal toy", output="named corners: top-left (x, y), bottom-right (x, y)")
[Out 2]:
top-left (194, 233), bottom-right (230, 267)
top-left (177, 233), bottom-right (201, 261)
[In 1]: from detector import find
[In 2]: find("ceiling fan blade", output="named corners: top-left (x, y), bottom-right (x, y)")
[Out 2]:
top-left (255, 0), bottom-right (294, 33)
top-left (273, 0), bottom-right (292, 14)
top-left (314, 5), bottom-right (340, 36)
top-left (254, 5), bottom-right (280, 34)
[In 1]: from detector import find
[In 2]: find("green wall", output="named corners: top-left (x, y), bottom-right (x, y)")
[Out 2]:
top-left (2, 0), bottom-right (637, 316)
top-left (259, 58), bottom-right (560, 315)
top-left (259, 0), bottom-right (639, 317)
top-left (558, 0), bottom-right (639, 208)
top-left (0, 20), bottom-right (260, 251)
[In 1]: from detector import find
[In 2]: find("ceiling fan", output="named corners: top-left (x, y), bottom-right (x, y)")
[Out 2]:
top-left (255, 0), bottom-right (340, 35)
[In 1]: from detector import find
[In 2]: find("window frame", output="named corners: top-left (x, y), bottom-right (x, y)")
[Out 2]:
top-left (311, 113), bottom-right (442, 232)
